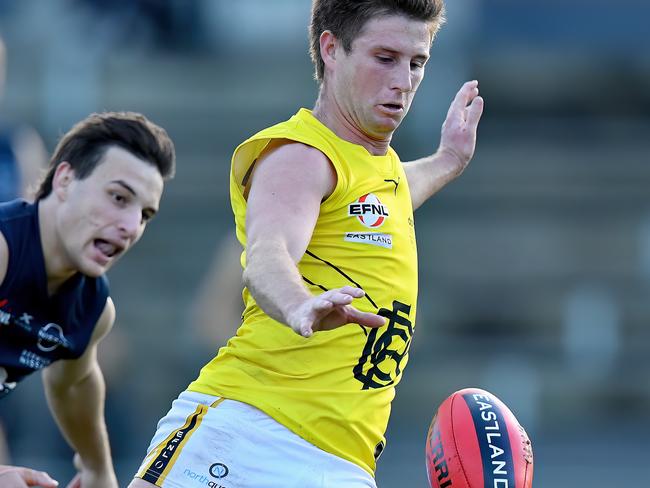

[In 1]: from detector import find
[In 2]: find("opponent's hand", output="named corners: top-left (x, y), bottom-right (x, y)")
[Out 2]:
top-left (65, 454), bottom-right (117, 488)
top-left (438, 80), bottom-right (484, 176)
top-left (287, 286), bottom-right (386, 337)
top-left (0, 464), bottom-right (59, 487)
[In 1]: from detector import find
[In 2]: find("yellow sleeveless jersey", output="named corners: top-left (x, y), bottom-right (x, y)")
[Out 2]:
top-left (188, 109), bottom-right (418, 475)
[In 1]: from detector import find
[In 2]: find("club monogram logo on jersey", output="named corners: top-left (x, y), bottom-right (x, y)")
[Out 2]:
top-left (348, 193), bottom-right (389, 228)
top-left (353, 300), bottom-right (412, 389)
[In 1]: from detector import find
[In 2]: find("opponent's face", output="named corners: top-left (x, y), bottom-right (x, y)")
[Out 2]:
top-left (54, 146), bottom-right (164, 277)
top-left (332, 14), bottom-right (431, 139)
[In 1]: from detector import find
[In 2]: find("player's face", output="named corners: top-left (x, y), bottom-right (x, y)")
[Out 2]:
top-left (55, 146), bottom-right (164, 277)
top-left (332, 14), bottom-right (431, 139)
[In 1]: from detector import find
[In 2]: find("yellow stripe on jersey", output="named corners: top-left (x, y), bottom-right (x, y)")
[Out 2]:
top-left (138, 404), bottom-right (209, 485)
top-left (189, 108), bottom-right (419, 475)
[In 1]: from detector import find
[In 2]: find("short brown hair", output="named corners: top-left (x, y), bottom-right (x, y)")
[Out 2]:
top-left (36, 111), bottom-right (176, 200)
top-left (309, 0), bottom-right (446, 82)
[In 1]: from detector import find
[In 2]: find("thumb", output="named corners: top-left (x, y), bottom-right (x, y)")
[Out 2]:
top-left (298, 317), bottom-right (314, 338)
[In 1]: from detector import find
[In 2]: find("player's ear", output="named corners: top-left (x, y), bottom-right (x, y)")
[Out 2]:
top-left (51, 162), bottom-right (74, 200)
top-left (319, 30), bottom-right (339, 70)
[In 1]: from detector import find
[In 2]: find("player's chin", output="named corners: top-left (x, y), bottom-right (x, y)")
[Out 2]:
top-left (79, 264), bottom-right (106, 278)
top-left (370, 117), bottom-right (401, 136)
top-left (365, 126), bottom-right (396, 144)
top-left (79, 256), bottom-right (114, 277)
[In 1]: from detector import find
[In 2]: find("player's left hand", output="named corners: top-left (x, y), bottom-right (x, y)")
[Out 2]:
top-left (438, 80), bottom-right (484, 176)
top-left (288, 286), bottom-right (386, 337)
top-left (65, 454), bottom-right (117, 488)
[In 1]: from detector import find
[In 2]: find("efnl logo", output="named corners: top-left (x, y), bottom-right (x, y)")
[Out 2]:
top-left (348, 193), bottom-right (389, 228)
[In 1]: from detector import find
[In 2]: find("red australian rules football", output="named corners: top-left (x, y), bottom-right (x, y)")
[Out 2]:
top-left (425, 387), bottom-right (534, 488)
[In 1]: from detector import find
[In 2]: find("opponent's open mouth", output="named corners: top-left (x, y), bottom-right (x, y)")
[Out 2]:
top-left (94, 239), bottom-right (123, 258)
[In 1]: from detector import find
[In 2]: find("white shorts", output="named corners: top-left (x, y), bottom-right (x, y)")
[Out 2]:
top-left (134, 391), bottom-right (377, 488)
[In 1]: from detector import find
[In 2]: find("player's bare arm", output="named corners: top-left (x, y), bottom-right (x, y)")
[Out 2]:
top-left (42, 299), bottom-right (118, 488)
top-left (0, 232), bottom-right (8, 286)
top-left (244, 141), bottom-right (385, 337)
top-left (403, 80), bottom-right (484, 210)
top-left (0, 465), bottom-right (59, 488)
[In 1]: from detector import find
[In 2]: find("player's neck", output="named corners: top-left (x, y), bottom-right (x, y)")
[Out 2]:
top-left (312, 93), bottom-right (391, 157)
top-left (37, 197), bottom-right (77, 295)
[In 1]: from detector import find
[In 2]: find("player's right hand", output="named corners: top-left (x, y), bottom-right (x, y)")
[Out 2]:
top-left (287, 285), bottom-right (386, 337)
top-left (0, 464), bottom-right (59, 487)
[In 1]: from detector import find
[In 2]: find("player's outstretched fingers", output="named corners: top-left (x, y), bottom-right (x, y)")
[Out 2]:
top-left (447, 80), bottom-right (478, 119)
top-left (0, 467), bottom-right (59, 487)
top-left (466, 95), bottom-right (484, 129)
top-left (313, 298), bottom-right (335, 311)
top-left (346, 307), bottom-right (386, 328)
top-left (323, 291), bottom-right (354, 306)
top-left (337, 285), bottom-right (365, 298)
top-left (35, 470), bottom-right (59, 488)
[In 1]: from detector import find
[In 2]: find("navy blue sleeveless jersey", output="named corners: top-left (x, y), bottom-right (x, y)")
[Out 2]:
top-left (0, 200), bottom-right (109, 398)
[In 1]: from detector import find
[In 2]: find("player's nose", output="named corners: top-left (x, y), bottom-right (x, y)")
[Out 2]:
top-left (391, 62), bottom-right (413, 92)
top-left (118, 207), bottom-right (143, 241)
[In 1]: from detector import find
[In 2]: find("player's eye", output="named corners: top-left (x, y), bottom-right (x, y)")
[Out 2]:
top-left (110, 191), bottom-right (127, 205)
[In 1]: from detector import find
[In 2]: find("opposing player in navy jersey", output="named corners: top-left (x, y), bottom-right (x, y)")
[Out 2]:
top-left (0, 111), bottom-right (175, 487)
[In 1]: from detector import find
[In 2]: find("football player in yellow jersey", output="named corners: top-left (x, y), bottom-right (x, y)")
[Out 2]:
top-left (131, 1), bottom-right (483, 487)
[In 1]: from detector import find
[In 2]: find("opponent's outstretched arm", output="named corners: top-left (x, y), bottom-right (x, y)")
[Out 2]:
top-left (403, 80), bottom-right (484, 210)
top-left (244, 141), bottom-right (386, 338)
top-left (42, 299), bottom-right (118, 488)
